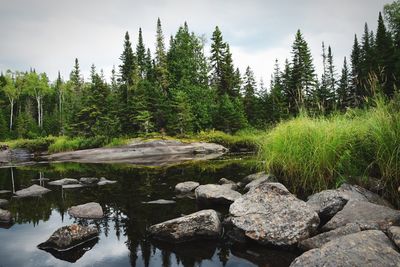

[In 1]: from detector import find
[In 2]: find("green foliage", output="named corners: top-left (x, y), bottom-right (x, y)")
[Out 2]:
top-left (0, 110), bottom-right (8, 140)
top-left (196, 130), bottom-right (262, 152)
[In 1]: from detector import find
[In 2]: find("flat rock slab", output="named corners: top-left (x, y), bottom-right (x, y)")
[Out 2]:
top-left (79, 177), bottom-right (99, 185)
top-left (148, 209), bottom-right (221, 243)
top-left (388, 226), bottom-right (400, 249)
top-left (0, 199), bottom-right (9, 208)
top-left (242, 172), bottom-right (273, 184)
top-left (0, 208), bottom-right (11, 222)
top-left (290, 230), bottom-right (400, 267)
top-left (322, 200), bottom-right (400, 231)
top-left (63, 184), bottom-right (85, 189)
top-left (68, 202), bottom-right (103, 219)
top-left (38, 224), bottom-right (99, 251)
top-left (14, 184), bottom-right (51, 198)
top-left (299, 223), bottom-right (362, 251)
top-left (97, 177), bottom-right (117, 186)
top-left (229, 182), bottom-right (319, 247)
top-left (142, 199), bottom-right (176, 204)
top-left (175, 181), bottom-right (200, 194)
top-left (0, 190), bottom-right (11, 194)
top-left (48, 178), bottom-right (79, 186)
top-left (195, 184), bottom-right (241, 205)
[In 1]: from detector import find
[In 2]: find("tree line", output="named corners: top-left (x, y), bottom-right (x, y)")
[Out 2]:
top-left (1, 2), bottom-right (399, 140)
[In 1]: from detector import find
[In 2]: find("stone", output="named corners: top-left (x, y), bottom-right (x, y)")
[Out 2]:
top-left (142, 199), bottom-right (176, 204)
top-left (97, 177), bottom-right (117, 186)
top-left (242, 172), bottom-right (272, 184)
top-left (79, 177), bottom-right (99, 185)
top-left (0, 199), bottom-right (9, 208)
top-left (290, 230), bottom-right (400, 267)
top-left (68, 202), bottom-right (103, 219)
top-left (48, 178), bottom-right (79, 186)
top-left (218, 178), bottom-right (238, 190)
top-left (148, 209), bottom-right (221, 243)
top-left (339, 183), bottom-right (393, 208)
top-left (244, 175), bottom-right (275, 192)
top-left (62, 184), bottom-right (84, 189)
top-left (37, 224), bottom-right (99, 251)
top-left (175, 181), bottom-right (200, 194)
top-left (0, 208), bottom-right (11, 222)
top-left (14, 184), bottom-right (51, 197)
top-left (306, 189), bottom-right (348, 221)
top-left (322, 200), bottom-right (400, 232)
top-left (229, 182), bottom-right (319, 247)
top-left (0, 190), bottom-right (11, 194)
top-left (388, 226), bottom-right (400, 249)
top-left (195, 184), bottom-right (241, 205)
top-left (299, 223), bottom-right (362, 251)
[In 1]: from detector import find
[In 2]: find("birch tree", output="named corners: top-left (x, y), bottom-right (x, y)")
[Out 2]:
top-left (25, 72), bottom-right (50, 128)
top-left (2, 72), bottom-right (20, 131)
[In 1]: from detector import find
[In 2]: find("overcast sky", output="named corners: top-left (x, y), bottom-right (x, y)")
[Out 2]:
top-left (0, 0), bottom-right (392, 85)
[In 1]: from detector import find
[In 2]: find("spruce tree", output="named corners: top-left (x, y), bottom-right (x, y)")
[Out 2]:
top-left (270, 59), bottom-right (286, 121)
top-left (155, 18), bottom-right (169, 93)
top-left (337, 57), bottom-right (351, 110)
top-left (350, 35), bottom-right (362, 107)
top-left (136, 28), bottom-right (147, 78)
top-left (210, 26), bottom-right (227, 94)
top-left (242, 66), bottom-right (258, 125)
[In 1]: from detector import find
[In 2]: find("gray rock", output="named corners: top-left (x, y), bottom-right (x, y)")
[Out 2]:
top-left (97, 177), bottom-right (117, 186)
top-left (306, 189), bottom-right (348, 220)
top-left (230, 182), bottom-right (319, 246)
top-left (175, 181), bottom-right (200, 194)
top-left (0, 190), bottom-right (11, 194)
top-left (290, 230), bottom-right (400, 267)
top-left (142, 199), bottom-right (176, 204)
top-left (339, 183), bottom-right (393, 208)
top-left (62, 184), bottom-right (85, 189)
top-left (195, 184), bottom-right (241, 205)
top-left (48, 178), bottom-right (79, 186)
top-left (68, 202), bottom-right (103, 219)
top-left (79, 177), bottom-right (99, 185)
top-left (14, 184), bottom-right (51, 197)
top-left (148, 209), bottom-right (221, 243)
top-left (0, 208), bottom-right (11, 222)
top-left (244, 175), bottom-right (275, 192)
top-left (242, 172), bottom-right (272, 184)
top-left (37, 224), bottom-right (99, 251)
top-left (322, 200), bottom-right (400, 231)
top-left (0, 199), bottom-right (9, 208)
top-left (218, 178), bottom-right (238, 190)
top-left (388, 226), bottom-right (400, 249)
top-left (299, 223), bottom-right (362, 251)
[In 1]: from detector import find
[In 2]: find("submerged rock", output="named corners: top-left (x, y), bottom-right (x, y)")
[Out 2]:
top-left (37, 224), bottom-right (99, 251)
top-left (195, 184), bottom-right (241, 205)
top-left (62, 184), bottom-right (85, 189)
top-left (142, 199), bottom-right (176, 205)
top-left (229, 182), bottom-right (319, 247)
top-left (148, 209), bottom-right (221, 243)
top-left (79, 177), bottom-right (99, 185)
top-left (0, 190), bottom-right (11, 194)
top-left (0, 208), bottom-right (11, 222)
top-left (175, 181), bottom-right (200, 194)
top-left (290, 230), bottom-right (400, 267)
top-left (322, 200), bottom-right (400, 231)
top-left (388, 226), bottom-right (400, 249)
top-left (48, 178), bottom-right (79, 186)
top-left (0, 199), bottom-right (9, 208)
top-left (68, 202), bottom-right (103, 219)
top-left (97, 177), bottom-right (117, 186)
top-left (14, 184), bottom-right (51, 197)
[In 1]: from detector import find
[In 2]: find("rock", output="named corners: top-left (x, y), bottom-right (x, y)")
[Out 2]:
top-left (242, 172), bottom-right (272, 184)
top-left (14, 184), bottom-right (51, 197)
top-left (290, 230), bottom-right (400, 267)
top-left (218, 178), bottom-right (238, 190)
top-left (175, 181), bottom-right (200, 194)
top-left (68, 202), bottom-right (103, 219)
top-left (322, 200), bottom-right (400, 231)
top-left (339, 183), bottom-right (393, 208)
top-left (244, 175), bottom-right (275, 192)
top-left (62, 184), bottom-right (85, 189)
top-left (148, 209), bottom-right (221, 243)
top-left (195, 184), bottom-right (241, 205)
top-left (0, 190), bottom-right (11, 194)
top-left (306, 189), bottom-right (348, 221)
top-left (97, 177), bottom-right (117, 186)
top-left (388, 226), bottom-right (400, 249)
top-left (48, 178), bottom-right (79, 186)
top-left (142, 199), bottom-right (176, 204)
top-left (229, 182), bottom-right (319, 246)
top-left (79, 177), bottom-right (99, 185)
top-left (299, 223), bottom-right (362, 251)
top-left (0, 199), bottom-right (9, 208)
top-left (0, 208), bottom-right (11, 222)
top-left (37, 224), bottom-right (99, 251)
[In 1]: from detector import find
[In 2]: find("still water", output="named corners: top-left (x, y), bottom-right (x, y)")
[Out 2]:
top-left (0, 155), bottom-right (299, 267)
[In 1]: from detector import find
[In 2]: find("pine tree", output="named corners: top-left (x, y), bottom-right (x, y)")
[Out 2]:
top-left (70, 58), bottom-right (83, 91)
top-left (136, 28), bottom-right (147, 78)
top-left (242, 66), bottom-right (258, 125)
top-left (155, 18), bottom-right (169, 93)
top-left (350, 35), bottom-right (362, 107)
top-left (221, 44), bottom-right (237, 97)
top-left (360, 23), bottom-right (375, 98)
top-left (337, 57), bottom-right (351, 110)
top-left (270, 59), bottom-right (287, 121)
top-left (210, 26), bottom-right (227, 94)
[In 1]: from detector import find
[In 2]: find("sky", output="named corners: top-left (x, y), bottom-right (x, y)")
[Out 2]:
top-left (0, 0), bottom-right (393, 85)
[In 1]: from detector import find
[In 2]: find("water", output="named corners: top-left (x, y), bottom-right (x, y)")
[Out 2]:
top-left (0, 155), bottom-right (299, 267)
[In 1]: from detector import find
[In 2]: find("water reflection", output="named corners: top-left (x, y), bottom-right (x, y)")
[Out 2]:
top-left (0, 157), bottom-right (300, 266)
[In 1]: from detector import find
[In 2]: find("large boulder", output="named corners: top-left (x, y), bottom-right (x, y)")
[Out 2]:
top-left (339, 183), bottom-right (393, 208)
top-left (68, 202), bottom-right (103, 219)
top-left (175, 181), bottom-right (200, 194)
top-left (322, 200), bottom-right (400, 231)
top-left (244, 175), bottom-right (275, 192)
top-left (229, 182), bottom-right (319, 246)
top-left (0, 208), bottom-right (11, 222)
top-left (148, 209), bottom-right (221, 243)
top-left (290, 230), bottom-right (400, 267)
top-left (48, 178), bottom-right (79, 186)
top-left (0, 199), bottom-right (9, 208)
top-left (218, 178), bottom-right (238, 190)
top-left (37, 224), bottom-right (99, 251)
top-left (388, 226), bottom-right (400, 249)
top-left (195, 184), bottom-right (241, 205)
top-left (79, 177), bottom-right (99, 185)
top-left (14, 184), bottom-right (51, 197)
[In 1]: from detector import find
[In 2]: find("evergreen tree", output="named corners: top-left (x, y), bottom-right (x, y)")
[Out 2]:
top-left (214, 94), bottom-right (247, 133)
top-left (136, 28), bottom-right (147, 77)
top-left (337, 57), bottom-right (351, 110)
top-left (168, 90), bottom-right (193, 134)
top-left (242, 66), bottom-right (258, 125)
top-left (360, 23), bottom-right (375, 98)
top-left (155, 18), bottom-right (169, 93)
top-left (270, 59), bottom-right (287, 121)
top-left (0, 109), bottom-right (7, 140)
top-left (210, 26), bottom-right (226, 94)
top-left (350, 35), bottom-right (362, 107)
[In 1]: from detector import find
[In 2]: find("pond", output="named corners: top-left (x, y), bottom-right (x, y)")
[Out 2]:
top-left (0, 155), bottom-right (300, 267)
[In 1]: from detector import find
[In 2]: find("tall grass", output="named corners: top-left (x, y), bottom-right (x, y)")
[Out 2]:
top-left (259, 97), bottom-right (400, 197)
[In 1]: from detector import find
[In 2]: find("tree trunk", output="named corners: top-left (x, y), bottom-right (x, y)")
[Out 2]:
top-left (9, 99), bottom-right (14, 131)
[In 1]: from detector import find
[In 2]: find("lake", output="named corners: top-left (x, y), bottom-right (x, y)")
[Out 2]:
top-left (0, 155), bottom-right (300, 267)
